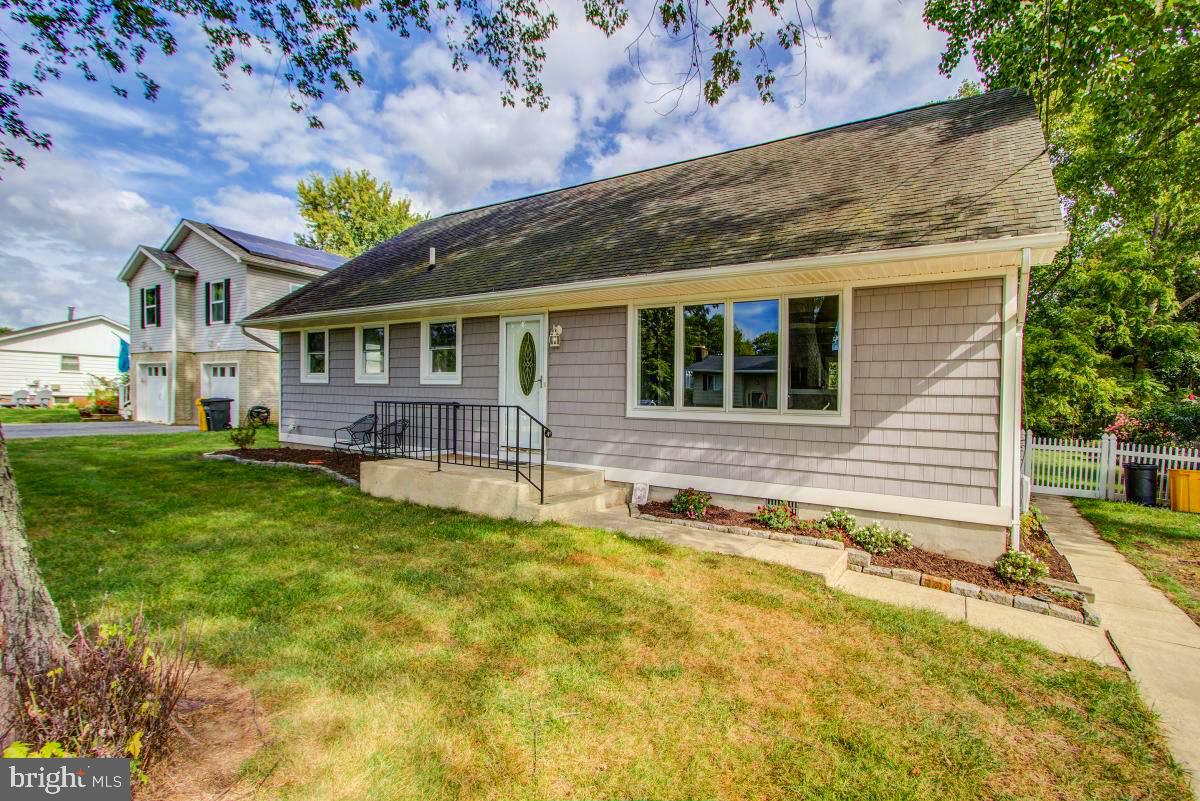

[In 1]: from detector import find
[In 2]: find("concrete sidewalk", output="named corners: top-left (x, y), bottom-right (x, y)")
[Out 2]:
top-left (569, 509), bottom-right (1122, 667)
top-left (1035, 495), bottom-right (1200, 798)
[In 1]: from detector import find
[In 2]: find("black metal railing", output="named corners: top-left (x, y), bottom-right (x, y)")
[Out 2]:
top-left (372, 400), bottom-right (553, 503)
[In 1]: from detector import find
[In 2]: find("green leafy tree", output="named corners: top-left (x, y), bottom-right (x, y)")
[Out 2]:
top-left (294, 170), bottom-right (428, 258)
top-left (1, 0), bottom-right (826, 170)
top-left (926, 0), bottom-right (1200, 435)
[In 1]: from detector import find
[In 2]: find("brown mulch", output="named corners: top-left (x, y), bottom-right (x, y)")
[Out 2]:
top-left (638, 500), bottom-right (840, 541)
top-left (138, 664), bottom-right (270, 801)
top-left (1021, 518), bottom-right (1078, 582)
top-left (638, 500), bottom-right (1085, 612)
top-left (214, 447), bottom-right (367, 481)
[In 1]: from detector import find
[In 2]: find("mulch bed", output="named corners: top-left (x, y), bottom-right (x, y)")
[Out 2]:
top-left (638, 499), bottom-right (1085, 612)
top-left (214, 447), bottom-right (368, 481)
top-left (638, 500), bottom-right (842, 541)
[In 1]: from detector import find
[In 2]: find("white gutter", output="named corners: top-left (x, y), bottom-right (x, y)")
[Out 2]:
top-left (1010, 247), bottom-right (1032, 550)
top-left (240, 231), bottom-right (1069, 328)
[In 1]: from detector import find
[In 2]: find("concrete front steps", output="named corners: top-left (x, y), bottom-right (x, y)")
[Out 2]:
top-left (360, 458), bottom-right (626, 522)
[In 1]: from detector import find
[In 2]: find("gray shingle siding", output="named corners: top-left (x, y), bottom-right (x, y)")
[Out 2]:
top-left (278, 278), bottom-right (1003, 507)
top-left (546, 278), bottom-right (1003, 506)
top-left (280, 317), bottom-right (498, 439)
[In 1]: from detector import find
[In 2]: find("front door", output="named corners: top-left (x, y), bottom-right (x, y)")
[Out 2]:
top-left (137, 363), bottom-right (169, 422)
top-left (499, 315), bottom-right (546, 451)
top-left (203, 363), bottom-right (239, 423)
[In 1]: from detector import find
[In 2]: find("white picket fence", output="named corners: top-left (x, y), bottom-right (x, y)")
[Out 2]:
top-left (1022, 430), bottom-right (1200, 502)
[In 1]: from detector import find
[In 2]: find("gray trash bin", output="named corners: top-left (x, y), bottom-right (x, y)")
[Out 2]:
top-left (200, 397), bottom-right (234, 430)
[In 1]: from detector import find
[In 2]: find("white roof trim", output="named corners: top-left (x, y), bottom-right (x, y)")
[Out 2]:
top-left (0, 315), bottom-right (129, 344)
top-left (243, 230), bottom-right (1069, 327)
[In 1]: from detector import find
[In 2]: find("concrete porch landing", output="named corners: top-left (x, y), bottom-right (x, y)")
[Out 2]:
top-left (360, 459), bottom-right (626, 522)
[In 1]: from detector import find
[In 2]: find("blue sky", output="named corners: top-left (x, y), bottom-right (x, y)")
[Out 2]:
top-left (0, 0), bottom-right (977, 329)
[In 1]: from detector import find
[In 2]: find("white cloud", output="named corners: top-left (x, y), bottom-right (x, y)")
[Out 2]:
top-left (0, 150), bottom-right (177, 327)
top-left (192, 187), bottom-right (304, 243)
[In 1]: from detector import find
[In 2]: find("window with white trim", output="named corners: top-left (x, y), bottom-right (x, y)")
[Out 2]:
top-left (208, 281), bottom-right (226, 324)
top-left (355, 324), bottom-right (388, 384)
top-left (301, 329), bottom-right (329, 383)
top-left (142, 287), bottom-right (159, 326)
top-left (420, 319), bottom-right (461, 384)
top-left (631, 291), bottom-right (846, 423)
top-left (60, 355), bottom-right (80, 372)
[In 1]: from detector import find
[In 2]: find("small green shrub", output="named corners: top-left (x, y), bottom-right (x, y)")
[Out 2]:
top-left (670, 488), bottom-right (711, 519)
top-left (850, 523), bottom-right (913, 555)
top-left (994, 549), bottom-right (1049, 585)
top-left (755, 504), bottom-right (798, 530)
top-left (821, 508), bottom-right (857, 532)
top-left (229, 419), bottom-right (260, 449)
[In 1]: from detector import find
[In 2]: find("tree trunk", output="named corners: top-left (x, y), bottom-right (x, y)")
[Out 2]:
top-left (0, 425), bottom-right (68, 744)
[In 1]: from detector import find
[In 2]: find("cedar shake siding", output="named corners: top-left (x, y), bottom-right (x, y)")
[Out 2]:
top-left (280, 317), bottom-right (499, 440)
top-left (546, 278), bottom-right (1003, 506)
top-left (276, 277), bottom-right (1003, 508)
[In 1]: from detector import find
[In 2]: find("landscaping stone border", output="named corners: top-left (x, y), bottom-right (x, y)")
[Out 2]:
top-left (634, 510), bottom-right (1100, 627)
top-left (203, 452), bottom-right (360, 487)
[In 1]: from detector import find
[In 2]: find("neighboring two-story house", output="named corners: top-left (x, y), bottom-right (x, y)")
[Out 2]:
top-left (0, 311), bottom-right (128, 403)
top-left (118, 220), bottom-right (345, 424)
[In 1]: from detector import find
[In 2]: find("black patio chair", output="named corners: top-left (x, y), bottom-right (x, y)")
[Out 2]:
top-left (333, 414), bottom-right (377, 454)
top-left (374, 417), bottom-right (409, 457)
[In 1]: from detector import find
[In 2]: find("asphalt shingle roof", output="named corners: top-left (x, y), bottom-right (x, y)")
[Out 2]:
top-left (247, 89), bottom-right (1062, 322)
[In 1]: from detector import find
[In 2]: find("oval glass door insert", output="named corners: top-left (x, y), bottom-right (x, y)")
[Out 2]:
top-left (518, 331), bottom-right (537, 396)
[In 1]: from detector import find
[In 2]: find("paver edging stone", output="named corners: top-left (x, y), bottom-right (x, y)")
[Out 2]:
top-left (203, 452), bottom-right (360, 487)
top-left (633, 511), bottom-right (1096, 626)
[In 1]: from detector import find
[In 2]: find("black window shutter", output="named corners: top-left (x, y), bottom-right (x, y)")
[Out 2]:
top-left (204, 282), bottom-right (211, 326)
top-left (223, 278), bottom-right (231, 325)
top-left (154, 285), bottom-right (162, 327)
top-left (139, 288), bottom-right (146, 329)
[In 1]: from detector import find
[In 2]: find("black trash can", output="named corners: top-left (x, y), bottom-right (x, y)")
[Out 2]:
top-left (1124, 461), bottom-right (1160, 506)
top-left (200, 397), bottom-right (234, 430)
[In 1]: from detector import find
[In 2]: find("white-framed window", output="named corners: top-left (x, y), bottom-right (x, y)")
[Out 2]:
top-left (355, 324), bottom-right (389, 384)
top-left (629, 289), bottom-right (849, 425)
top-left (60, 354), bottom-right (80, 372)
top-left (420, 318), bottom-right (462, 385)
top-left (300, 329), bottom-right (329, 384)
top-left (208, 281), bottom-right (227, 324)
top-left (142, 286), bottom-right (160, 327)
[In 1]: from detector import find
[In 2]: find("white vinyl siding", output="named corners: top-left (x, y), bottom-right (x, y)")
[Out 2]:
top-left (127, 261), bottom-right (173, 354)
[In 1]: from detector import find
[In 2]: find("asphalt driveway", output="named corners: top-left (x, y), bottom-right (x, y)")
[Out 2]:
top-left (1, 422), bottom-right (199, 440)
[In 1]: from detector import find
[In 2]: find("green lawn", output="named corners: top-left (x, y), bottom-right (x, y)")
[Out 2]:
top-left (0, 406), bottom-right (82, 423)
top-left (1074, 498), bottom-right (1200, 624)
top-left (8, 431), bottom-right (1191, 801)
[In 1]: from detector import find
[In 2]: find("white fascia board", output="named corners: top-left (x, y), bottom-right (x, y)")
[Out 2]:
top-left (243, 231), bottom-right (1070, 328)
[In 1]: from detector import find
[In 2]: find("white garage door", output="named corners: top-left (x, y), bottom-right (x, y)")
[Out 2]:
top-left (137, 363), bottom-right (169, 423)
top-left (202, 363), bottom-right (239, 424)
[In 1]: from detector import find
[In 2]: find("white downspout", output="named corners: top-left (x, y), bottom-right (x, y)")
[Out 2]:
top-left (1010, 247), bottom-right (1032, 551)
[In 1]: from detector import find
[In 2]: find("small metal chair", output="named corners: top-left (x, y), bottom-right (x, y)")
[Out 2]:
top-left (374, 418), bottom-right (409, 457)
top-left (333, 414), bottom-right (377, 454)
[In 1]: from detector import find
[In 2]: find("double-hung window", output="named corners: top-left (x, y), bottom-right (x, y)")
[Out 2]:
top-left (420, 319), bottom-right (461, 384)
top-left (141, 286), bottom-right (160, 327)
top-left (355, 324), bottom-right (388, 384)
top-left (61, 355), bottom-right (80, 372)
top-left (207, 280), bottom-right (228, 324)
top-left (301, 329), bottom-right (329, 383)
top-left (631, 291), bottom-right (847, 424)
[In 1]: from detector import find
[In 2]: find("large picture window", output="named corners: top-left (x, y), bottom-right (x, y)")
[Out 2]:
top-left (683, 303), bottom-right (724, 408)
top-left (630, 291), bottom-right (848, 424)
top-left (637, 307), bottom-right (674, 406)
top-left (787, 295), bottom-right (840, 411)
